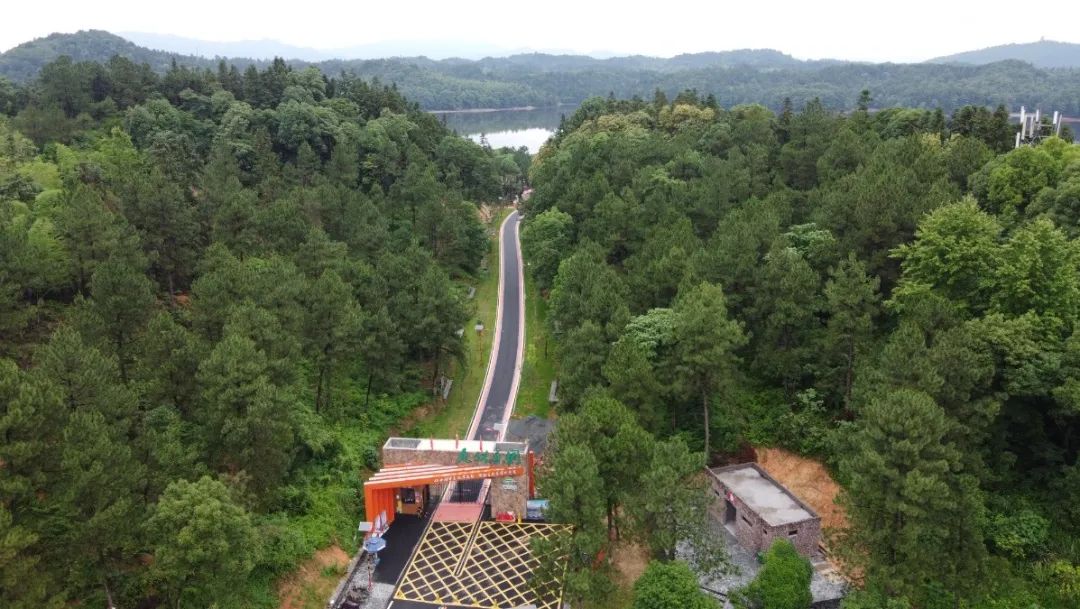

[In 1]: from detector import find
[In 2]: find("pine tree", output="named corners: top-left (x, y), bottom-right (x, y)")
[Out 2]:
top-left (557, 321), bottom-right (609, 408)
top-left (0, 505), bottom-right (63, 609)
top-left (132, 312), bottom-right (204, 415)
top-left (33, 326), bottom-right (138, 429)
top-left (603, 337), bottom-right (665, 431)
top-left (629, 437), bottom-right (727, 575)
top-left (58, 185), bottom-right (138, 294)
top-left (147, 476), bottom-right (257, 609)
top-left (196, 331), bottom-right (296, 498)
top-left (52, 409), bottom-right (144, 605)
top-left (548, 243), bottom-right (630, 342)
top-left (79, 258), bottom-right (156, 382)
top-left (303, 270), bottom-right (365, 413)
top-left (128, 170), bottom-right (199, 295)
top-left (748, 245), bottom-right (821, 394)
top-left (0, 359), bottom-right (42, 505)
top-left (821, 254), bottom-right (880, 410)
top-left (837, 388), bottom-right (985, 604)
top-left (533, 443), bottom-right (611, 604)
top-left (672, 282), bottom-right (746, 455)
top-left (555, 396), bottom-right (654, 538)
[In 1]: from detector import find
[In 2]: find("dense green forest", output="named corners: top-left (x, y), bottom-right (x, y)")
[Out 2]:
top-left (5, 31), bottom-right (1080, 112)
top-left (6, 34), bottom-right (1080, 609)
top-left (0, 56), bottom-right (529, 608)
top-left (521, 93), bottom-right (1080, 608)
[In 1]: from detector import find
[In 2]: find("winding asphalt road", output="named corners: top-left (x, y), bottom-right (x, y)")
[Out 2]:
top-left (454, 209), bottom-right (524, 502)
top-left (472, 210), bottom-right (524, 442)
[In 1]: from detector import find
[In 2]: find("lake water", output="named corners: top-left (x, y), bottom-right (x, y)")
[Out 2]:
top-left (431, 105), bottom-right (577, 154)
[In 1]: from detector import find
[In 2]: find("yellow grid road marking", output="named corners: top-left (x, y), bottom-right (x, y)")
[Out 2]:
top-left (395, 521), bottom-right (570, 609)
top-left (453, 519), bottom-right (485, 577)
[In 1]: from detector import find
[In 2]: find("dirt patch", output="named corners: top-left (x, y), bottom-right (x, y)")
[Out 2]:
top-left (277, 545), bottom-right (350, 609)
top-left (754, 447), bottom-right (847, 532)
top-left (390, 401), bottom-right (435, 437)
top-left (611, 540), bottom-right (649, 588)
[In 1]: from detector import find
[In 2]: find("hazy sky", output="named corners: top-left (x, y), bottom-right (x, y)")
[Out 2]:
top-left (3, 0), bottom-right (1079, 61)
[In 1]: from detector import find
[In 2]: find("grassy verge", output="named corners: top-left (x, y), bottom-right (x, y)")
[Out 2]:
top-left (584, 584), bottom-right (635, 609)
top-left (407, 206), bottom-right (510, 438)
top-left (274, 547), bottom-right (349, 609)
top-left (515, 272), bottom-right (557, 419)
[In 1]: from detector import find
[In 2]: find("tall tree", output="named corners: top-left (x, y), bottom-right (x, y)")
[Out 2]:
top-left (196, 330), bottom-right (296, 498)
top-left (821, 254), bottom-right (880, 410)
top-left (146, 476), bottom-right (257, 609)
top-left (748, 244), bottom-right (821, 393)
top-left (132, 312), bottom-right (204, 415)
top-left (556, 320), bottom-right (609, 407)
top-left (891, 198), bottom-right (1002, 317)
top-left (533, 443), bottom-right (611, 604)
top-left (521, 207), bottom-right (574, 290)
top-left (0, 505), bottom-right (63, 609)
top-left (302, 270), bottom-right (365, 413)
top-left (77, 258), bottom-right (156, 382)
top-left (603, 336), bottom-right (666, 431)
top-left (57, 185), bottom-right (140, 295)
top-left (128, 169), bottom-right (200, 294)
top-left (548, 242), bottom-right (630, 341)
top-left (837, 388), bottom-right (985, 604)
top-left (50, 410), bottom-right (144, 606)
top-left (554, 395), bottom-right (654, 538)
top-left (33, 326), bottom-right (138, 428)
top-left (629, 437), bottom-right (728, 575)
top-left (672, 282), bottom-right (746, 455)
top-left (0, 360), bottom-right (63, 609)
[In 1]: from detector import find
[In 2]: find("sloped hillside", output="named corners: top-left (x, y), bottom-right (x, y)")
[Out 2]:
top-left (928, 39), bottom-right (1080, 68)
top-left (0, 30), bottom-right (215, 82)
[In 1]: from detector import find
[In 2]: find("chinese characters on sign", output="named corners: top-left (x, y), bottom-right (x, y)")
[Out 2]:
top-left (457, 448), bottom-right (522, 466)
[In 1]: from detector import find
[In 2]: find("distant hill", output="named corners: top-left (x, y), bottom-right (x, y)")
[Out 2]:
top-left (119, 32), bottom-right (524, 62)
top-left (0, 31), bottom-right (819, 85)
top-left (4, 30), bottom-right (1080, 114)
top-left (0, 30), bottom-right (218, 82)
top-left (928, 40), bottom-right (1080, 68)
top-left (119, 32), bottom-right (332, 62)
top-left (666, 49), bottom-right (810, 70)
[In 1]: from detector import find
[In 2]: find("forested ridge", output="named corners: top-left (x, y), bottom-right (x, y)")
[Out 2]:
top-left (5, 31), bottom-right (1080, 112)
top-left (522, 92), bottom-right (1080, 608)
top-left (0, 56), bottom-right (529, 608)
top-left (928, 39), bottom-right (1080, 69)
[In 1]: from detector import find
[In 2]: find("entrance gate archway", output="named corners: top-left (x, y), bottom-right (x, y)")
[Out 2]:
top-left (363, 461), bottom-right (525, 529)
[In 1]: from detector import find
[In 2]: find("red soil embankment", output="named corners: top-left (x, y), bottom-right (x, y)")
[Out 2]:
top-left (754, 447), bottom-right (847, 532)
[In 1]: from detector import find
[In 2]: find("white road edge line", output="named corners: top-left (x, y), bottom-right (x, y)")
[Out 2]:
top-left (466, 208), bottom-right (514, 440)
top-left (441, 208), bottom-right (518, 505)
top-left (498, 211), bottom-right (525, 442)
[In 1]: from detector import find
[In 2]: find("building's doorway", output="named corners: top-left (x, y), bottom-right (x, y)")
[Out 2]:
top-left (724, 499), bottom-right (736, 524)
top-left (397, 485), bottom-right (430, 517)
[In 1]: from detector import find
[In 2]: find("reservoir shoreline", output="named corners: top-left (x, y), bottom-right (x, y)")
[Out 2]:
top-left (432, 104), bottom-right (579, 153)
top-left (428, 104), bottom-right (573, 114)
